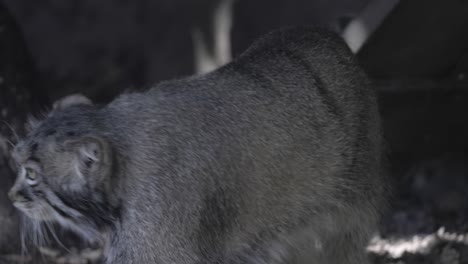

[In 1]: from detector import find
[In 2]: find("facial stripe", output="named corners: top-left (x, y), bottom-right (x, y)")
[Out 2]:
top-left (33, 189), bottom-right (45, 198)
top-left (42, 190), bottom-right (80, 221)
top-left (17, 188), bottom-right (33, 202)
top-left (40, 189), bottom-right (105, 242)
top-left (48, 202), bottom-right (70, 219)
top-left (30, 142), bottom-right (38, 153)
top-left (29, 156), bottom-right (41, 163)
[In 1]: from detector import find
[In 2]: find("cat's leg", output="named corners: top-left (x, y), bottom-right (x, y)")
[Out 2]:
top-left (224, 220), bottom-right (371, 264)
top-left (254, 226), bottom-right (326, 264)
top-left (320, 229), bottom-right (372, 264)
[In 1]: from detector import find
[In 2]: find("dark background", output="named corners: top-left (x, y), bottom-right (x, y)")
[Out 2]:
top-left (1, 0), bottom-right (468, 263)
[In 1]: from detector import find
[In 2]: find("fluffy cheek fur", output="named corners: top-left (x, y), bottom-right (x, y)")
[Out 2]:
top-left (14, 153), bottom-right (112, 249)
top-left (14, 188), bottom-right (84, 254)
top-left (15, 199), bottom-right (55, 221)
top-left (15, 182), bottom-right (102, 250)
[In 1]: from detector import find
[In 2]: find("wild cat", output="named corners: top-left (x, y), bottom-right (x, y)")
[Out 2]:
top-left (8, 26), bottom-right (387, 263)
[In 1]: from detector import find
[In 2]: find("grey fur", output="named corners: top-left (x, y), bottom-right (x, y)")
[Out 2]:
top-left (9, 26), bottom-right (387, 264)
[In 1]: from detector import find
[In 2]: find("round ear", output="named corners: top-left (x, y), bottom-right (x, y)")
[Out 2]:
top-left (65, 136), bottom-right (113, 183)
top-left (53, 94), bottom-right (93, 112)
top-left (25, 94), bottom-right (93, 132)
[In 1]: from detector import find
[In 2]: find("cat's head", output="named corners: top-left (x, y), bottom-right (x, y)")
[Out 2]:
top-left (8, 94), bottom-right (117, 242)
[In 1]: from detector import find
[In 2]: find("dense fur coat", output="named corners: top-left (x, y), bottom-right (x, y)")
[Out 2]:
top-left (9, 26), bottom-right (387, 263)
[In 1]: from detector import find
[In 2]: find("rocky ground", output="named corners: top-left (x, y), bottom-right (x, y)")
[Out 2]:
top-left (369, 162), bottom-right (468, 264)
top-left (369, 86), bottom-right (468, 264)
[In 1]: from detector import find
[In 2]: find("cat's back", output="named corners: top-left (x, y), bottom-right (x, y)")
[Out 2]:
top-left (100, 26), bottom-right (385, 264)
top-left (102, 26), bottom-right (382, 213)
top-left (108, 26), bottom-right (375, 137)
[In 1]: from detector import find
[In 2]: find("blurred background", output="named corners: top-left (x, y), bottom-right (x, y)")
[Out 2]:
top-left (1, 0), bottom-right (468, 263)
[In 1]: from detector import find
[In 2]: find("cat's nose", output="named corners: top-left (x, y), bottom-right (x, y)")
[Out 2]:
top-left (8, 189), bottom-right (16, 201)
top-left (8, 188), bottom-right (27, 203)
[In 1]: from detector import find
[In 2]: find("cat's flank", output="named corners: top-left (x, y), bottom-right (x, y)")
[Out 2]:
top-left (9, 26), bottom-right (387, 264)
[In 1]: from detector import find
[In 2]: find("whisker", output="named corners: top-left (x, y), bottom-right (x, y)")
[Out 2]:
top-left (33, 220), bottom-right (41, 246)
top-left (5, 138), bottom-right (15, 148)
top-left (26, 114), bottom-right (39, 132)
top-left (44, 220), bottom-right (71, 253)
top-left (19, 214), bottom-right (30, 256)
top-left (1, 120), bottom-right (20, 143)
top-left (35, 211), bottom-right (52, 263)
top-left (41, 109), bottom-right (49, 118)
top-left (40, 217), bottom-right (50, 246)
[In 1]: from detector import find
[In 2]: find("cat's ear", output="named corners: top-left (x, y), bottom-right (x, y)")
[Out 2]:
top-left (26, 94), bottom-right (93, 133)
top-left (53, 94), bottom-right (93, 112)
top-left (67, 136), bottom-right (112, 181)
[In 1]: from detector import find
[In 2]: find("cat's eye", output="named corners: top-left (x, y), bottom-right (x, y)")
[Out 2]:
top-left (25, 168), bottom-right (38, 185)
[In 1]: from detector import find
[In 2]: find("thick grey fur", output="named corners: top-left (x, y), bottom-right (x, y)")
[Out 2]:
top-left (10, 26), bottom-right (388, 264)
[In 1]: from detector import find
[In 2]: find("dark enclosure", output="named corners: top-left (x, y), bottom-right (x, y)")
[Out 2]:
top-left (1, 0), bottom-right (468, 263)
